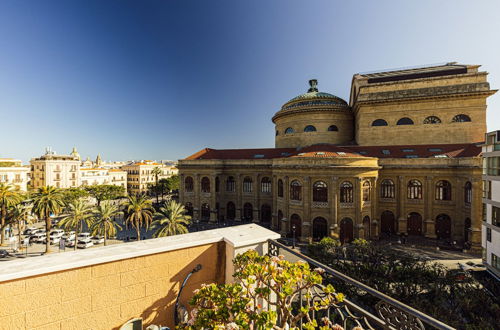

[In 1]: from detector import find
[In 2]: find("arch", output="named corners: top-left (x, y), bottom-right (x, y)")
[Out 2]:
top-left (452, 114), bottom-right (471, 122)
top-left (260, 204), bottom-right (272, 226)
top-left (243, 203), bottom-right (253, 221)
top-left (226, 176), bottom-right (235, 192)
top-left (380, 179), bottom-right (395, 198)
top-left (201, 203), bottom-right (210, 222)
top-left (381, 210), bottom-right (396, 235)
top-left (423, 116), bottom-right (441, 124)
top-left (435, 214), bottom-right (451, 239)
top-left (328, 125), bottom-right (338, 131)
top-left (407, 212), bottom-right (423, 235)
top-left (363, 216), bottom-right (371, 239)
top-left (275, 130), bottom-right (279, 136)
top-left (261, 177), bottom-right (272, 193)
top-left (340, 181), bottom-right (353, 203)
top-left (464, 181), bottom-right (472, 204)
top-left (277, 210), bottom-right (283, 232)
top-left (226, 202), bottom-right (236, 220)
top-left (362, 181), bottom-right (371, 201)
top-left (340, 218), bottom-right (354, 244)
top-left (201, 177), bottom-right (210, 193)
top-left (290, 180), bottom-right (302, 201)
top-left (304, 125), bottom-right (317, 132)
top-left (407, 180), bottom-right (422, 199)
top-left (290, 214), bottom-right (302, 239)
top-left (464, 218), bottom-right (471, 242)
top-left (184, 176), bottom-right (194, 192)
top-left (243, 177), bottom-right (253, 193)
top-left (397, 117), bottom-right (414, 125)
top-left (285, 127), bottom-right (295, 134)
top-left (277, 179), bottom-right (284, 197)
top-left (185, 202), bottom-right (193, 217)
top-left (435, 180), bottom-right (452, 200)
top-left (313, 181), bottom-right (328, 202)
top-left (312, 217), bottom-right (328, 241)
top-left (372, 119), bottom-right (388, 126)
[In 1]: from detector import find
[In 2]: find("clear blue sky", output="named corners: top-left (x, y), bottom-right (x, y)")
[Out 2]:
top-left (1, 0), bottom-right (499, 162)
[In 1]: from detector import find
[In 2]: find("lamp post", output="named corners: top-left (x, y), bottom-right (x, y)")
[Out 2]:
top-left (292, 224), bottom-right (296, 249)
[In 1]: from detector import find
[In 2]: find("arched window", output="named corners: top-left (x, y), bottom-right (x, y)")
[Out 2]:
top-left (380, 179), bottom-right (395, 198)
top-left (372, 119), bottom-right (388, 126)
top-left (340, 181), bottom-right (353, 203)
top-left (277, 179), bottom-right (284, 197)
top-left (201, 203), bottom-right (210, 221)
top-left (275, 130), bottom-right (279, 136)
top-left (328, 125), bottom-right (338, 131)
top-left (201, 177), bottom-right (210, 193)
top-left (226, 176), bottom-right (235, 192)
top-left (226, 202), bottom-right (235, 220)
top-left (304, 125), bottom-right (317, 132)
top-left (313, 181), bottom-right (328, 202)
top-left (435, 180), bottom-right (452, 200)
top-left (243, 177), bottom-right (253, 193)
top-left (362, 181), bottom-right (371, 201)
top-left (465, 181), bottom-right (472, 204)
top-left (407, 180), bottom-right (422, 199)
top-left (452, 114), bottom-right (471, 122)
top-left (261, 177), bottom-right (272, 193)
top-left (397, 117), bottom-right (414, 125)
top-left (184, 176), bottom-right (194, 192)
top-left (285, 127), bottom-right (295, 134)
top-left (290, 180), bottom-right (302, 201)
top-left (423, 116), bottom-right (441, 124)
top-left (243, 203), bottom-right (253, 221)
top-left (185, 202), bottom-right (193, 216)
top-left (215, 177), bottom-right (220, 193)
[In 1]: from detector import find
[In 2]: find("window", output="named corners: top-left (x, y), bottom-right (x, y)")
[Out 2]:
top-left (226, 176), bottom-right (235, 192)
top-left (285, 127), bottom-right (295, 134)
top-left (340, 181), bottom-right (353, 203)
top-left (362, 181), bottom-right (371, 201)
top-left (397, 117), bottom-right (414, 125)
top-left (381, 149), bottom-right (390, 155)
top-left (226, 202), bottom-right (235, 220)
top-left (201, 177), bottom-right (210, 193)
top-left (313, 181), bottom-right (328, 202)
top-left (243, 203), bottom-right (253, 221)
top-left (201, 203), bottom-right (210, 221)
top-left (304, 125), bottom-right (316, 132)
top-left (243, 177), bottom-right (253, 193)
top-left (380, 179), bottom-right (395, 198)
top-left (278, 179), bottom-right (284, 197)
top-left (487, 228), bottom-right (492, 242)
top-left (276, 130), bottom-right (279, 136)
top-left (435, 180), bottom-right (452, 200)
top-left (185, 202), bottom-right (193, 216)
top-left (328, 125), bottom-right (338, 131)
top-left (372, 119), bottom-right (388, 126)
top-left (486, 157), bottom-right (500, 176)
top-left (407, 180), bottom-right (422, 199)
top-left (452, 114), bottom-right (471, 122)
top-left (493, 206), bottom-right (500, 227)
top-left (483, 203), bottom-right (487, 222)
top-left (423, 116), bottom-right (441, 124)
top-left (464, 181), bottom-right (472, 204)
top-left (261, 177), bottom-right (272, 193)
top-left (290, 180), bottom-right (302, 201)
top-left (184, 177), bottom-right (194, 192)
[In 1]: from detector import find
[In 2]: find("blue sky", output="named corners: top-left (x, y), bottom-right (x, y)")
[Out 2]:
top-left (1, 0), bottom-right (499, 162)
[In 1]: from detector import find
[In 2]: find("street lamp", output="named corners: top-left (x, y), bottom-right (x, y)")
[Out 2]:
top-left (292, 224), bottom-right (296, 249)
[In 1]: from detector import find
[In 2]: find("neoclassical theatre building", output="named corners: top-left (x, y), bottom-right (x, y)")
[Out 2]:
top-left (178, 63), bottom-right (496, 249)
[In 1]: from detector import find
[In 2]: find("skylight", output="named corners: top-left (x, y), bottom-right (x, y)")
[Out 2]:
top-left (428, 148), bottom-right (442, 152)
top-left (253, 154), bottom-right (265, 158)
top-left (405, 155), bottom-right (419, 158)
top-left (402, 149), bottom-right (414, 152)
top-left (382, 149), bottom-right (390, 155)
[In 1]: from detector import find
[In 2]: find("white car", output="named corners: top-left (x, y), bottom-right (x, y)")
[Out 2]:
top-left (50, 229), bottom-right (65, 243)
top-left (66, 238), bottom-right (76, 248)
top-left (459, 261), bottom-right (487, 272)
top-left (77, 233), bottom-right (91, 240)
top-left (77, 239), bottom-right (94, 249)
top-left (62, 231), bottom-right (76, 241)
top-left (31, 232), bottom-right (47, 243)
top-left (23, 227), bottom-right (38, 236)
top-left (91, 236), bottom-right (105, 244)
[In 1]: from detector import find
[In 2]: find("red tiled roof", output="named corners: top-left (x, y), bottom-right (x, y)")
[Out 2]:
top-left (345, 143), bottom-right (481, 159)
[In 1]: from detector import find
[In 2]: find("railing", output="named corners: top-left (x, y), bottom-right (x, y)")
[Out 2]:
top-left (267, 239), bottom-right (454, 330)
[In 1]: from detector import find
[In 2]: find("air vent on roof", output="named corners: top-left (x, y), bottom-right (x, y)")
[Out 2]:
top-left (428, 148), bottom-right (442, 152)
top-left (382, 150), bottom-right (390, 155)
top-left (434, 154), bottom-right (448, 158)
top-left (253, 154), bottom-right (265, 159)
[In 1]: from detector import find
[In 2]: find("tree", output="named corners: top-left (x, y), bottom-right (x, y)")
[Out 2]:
top-left (61, 188), bottom-right (89, 205)
top-left (32, 186), bottom-right (64, 253)
top-left (152, 200), bottom-right (191, 238)
top-left (84, 185), bottom-right (125, 206)
top-left (58, 199), bottom-right (94, 250)
top-left (9, 201), bottom-right (32, 250)
top-left (158, 178), bottom-right (169, 200)
top-left (90, 201), bottom-right (122, 246)
top-left (0, 183), bottom-right (22, 245)
top-left (124, 194), bottom-right (153, 241)
top-left (167, 175), bottom-right (179, 191)
top-left (151, 167), bottom-right (162, 204)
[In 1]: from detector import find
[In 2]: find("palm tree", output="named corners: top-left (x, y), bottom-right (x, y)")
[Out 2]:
top-left (90, 201), bottom-right (122, 246)
top-left (58, 199), bottom-right (94, 250)
top-left (0, 183), bottom-right (22, 246)
top-left (32, 186), bottom-right (64, 253)
top-left (152, 200), bottom-right (191, 238)
top-left (124, 194), bottom-right (153, 241)
top-left (151, 167), bottom-right (162, 204)
top-left (10, 201), bottom-right (32, 250)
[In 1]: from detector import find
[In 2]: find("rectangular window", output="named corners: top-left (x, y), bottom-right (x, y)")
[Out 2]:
top-left (486, 157), bottom-right (500, 176)
top-left (493, 206), bottom-right (500, 227)
top-left (483, 203), bottom-right (487, 222)
top-left (492, 254), bottom-right (500, 271)
top-left (487, 228), bottom-right (492, 242)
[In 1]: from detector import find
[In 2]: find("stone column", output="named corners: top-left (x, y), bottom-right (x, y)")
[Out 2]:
top-left (195, 174), bottom-right (201, 222)
top-left (284, 175), bottom-right (290, 234)
top-left (330, 177), bottom-right (339, 238)
top-left (453, 177), bottom-right (465, 241)
top-left (424, 176), bottom-right (436, 238)
top-left (236, 174), bottom-right (242, 221)
top-left (210, 174), bottom-right (217, 223)
top-left (397, 176), bottom-right (406, 234)
top-left (272, 175), bottom-right (278, 230)
top-left (303, 176), bottom-right (311, 241)
top-left (179, 173), bottom-right (185, 204)
top-left (254, 174), bottom-right (261, 223)
top-left (355, 177), bottom-right (363, 238)
top-left (370, 176), bottom-right (378, 239)
top-left (470, 177), bottom-right (482, 252)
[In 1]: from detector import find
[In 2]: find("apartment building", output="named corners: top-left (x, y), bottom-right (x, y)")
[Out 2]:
top-left (30, 148), bottom-right (80, 189)
top-left (79, 168), bottom-right (127, 191)
top-left (122, 161), bottom-right (177, 195)
top-left (0, 159), bottom-right (30, 191)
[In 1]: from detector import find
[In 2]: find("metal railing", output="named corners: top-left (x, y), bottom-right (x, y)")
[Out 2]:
top-left (268, 239), bottom-right (454, 330)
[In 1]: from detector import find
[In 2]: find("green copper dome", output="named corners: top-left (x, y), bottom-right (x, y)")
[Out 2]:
top-left (280, 79), bottom-right (348, 111)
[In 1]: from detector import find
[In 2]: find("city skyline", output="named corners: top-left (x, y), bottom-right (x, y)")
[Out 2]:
top-left (1, 0), bottom-right (499, 162)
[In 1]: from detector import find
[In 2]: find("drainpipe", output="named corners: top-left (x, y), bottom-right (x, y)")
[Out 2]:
top-left (174, 264), bottom-right (202, 326)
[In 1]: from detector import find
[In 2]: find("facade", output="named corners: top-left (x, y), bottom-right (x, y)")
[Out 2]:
top-left (482, 130), bottom-right (500, 277)
top-left (79, 168), bottom-right (127, 191)
top-left (122, 161), bottom-right (178, 195)
top-left (30, 148), bottom-right (80, 189)
top-left (0, 159), bottom-right (30, 191)
top-left (179, 63), bottom-right (497, 250)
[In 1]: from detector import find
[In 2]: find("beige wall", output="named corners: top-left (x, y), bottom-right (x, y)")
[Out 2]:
top-left (0, 242), bottom-right (225, 330)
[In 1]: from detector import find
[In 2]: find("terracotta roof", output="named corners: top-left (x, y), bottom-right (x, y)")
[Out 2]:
top-left (184, 148), bottom-right (296, 160)
top-left (346, 143), bottom-right (481, 159)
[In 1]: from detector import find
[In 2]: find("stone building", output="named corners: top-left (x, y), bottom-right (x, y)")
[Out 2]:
top-left (30, 148), bottom-right (80, 189)
top-left (122, 161), bottom-right (178, 195)
top-left (178, 63), bottom-right (496, 250)
top-left (0, 159), bottom-right (30, 191)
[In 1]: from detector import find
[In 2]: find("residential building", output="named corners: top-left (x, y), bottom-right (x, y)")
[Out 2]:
top-left (482, 130), bottom-right (500, 277)
top-left (122, 161), bottom-right (178, 195)
top-left (179, 62), bottom-right (496, 251)
top-left (0, 159), bottom-right (30, 191)
top-left (79, 168), bottom-right (127, 192)
top-left (30, 148), bottom-right (80, 189)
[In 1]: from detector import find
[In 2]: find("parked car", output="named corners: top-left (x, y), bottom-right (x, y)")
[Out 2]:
top-left (50, 229), bottom-right (64, 241)
top-left (459, 261), bottom-right (487, 272)
top-left (62, 231), bottom-right (76, 241)
top-left (0, 250), bottom-right (9, 258)
top-left (31, 232), bottom-right (47, 243)
top-left (77, 233), bottom-right (91, 240)
top-left (77, 239), bottom-right (94, 249)
top-left (91, 236), bottom-right (105, 244)
top-left (66, 238), bottom-right (76, 248)
top-left (23, 227), bottom-right (38, 236)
